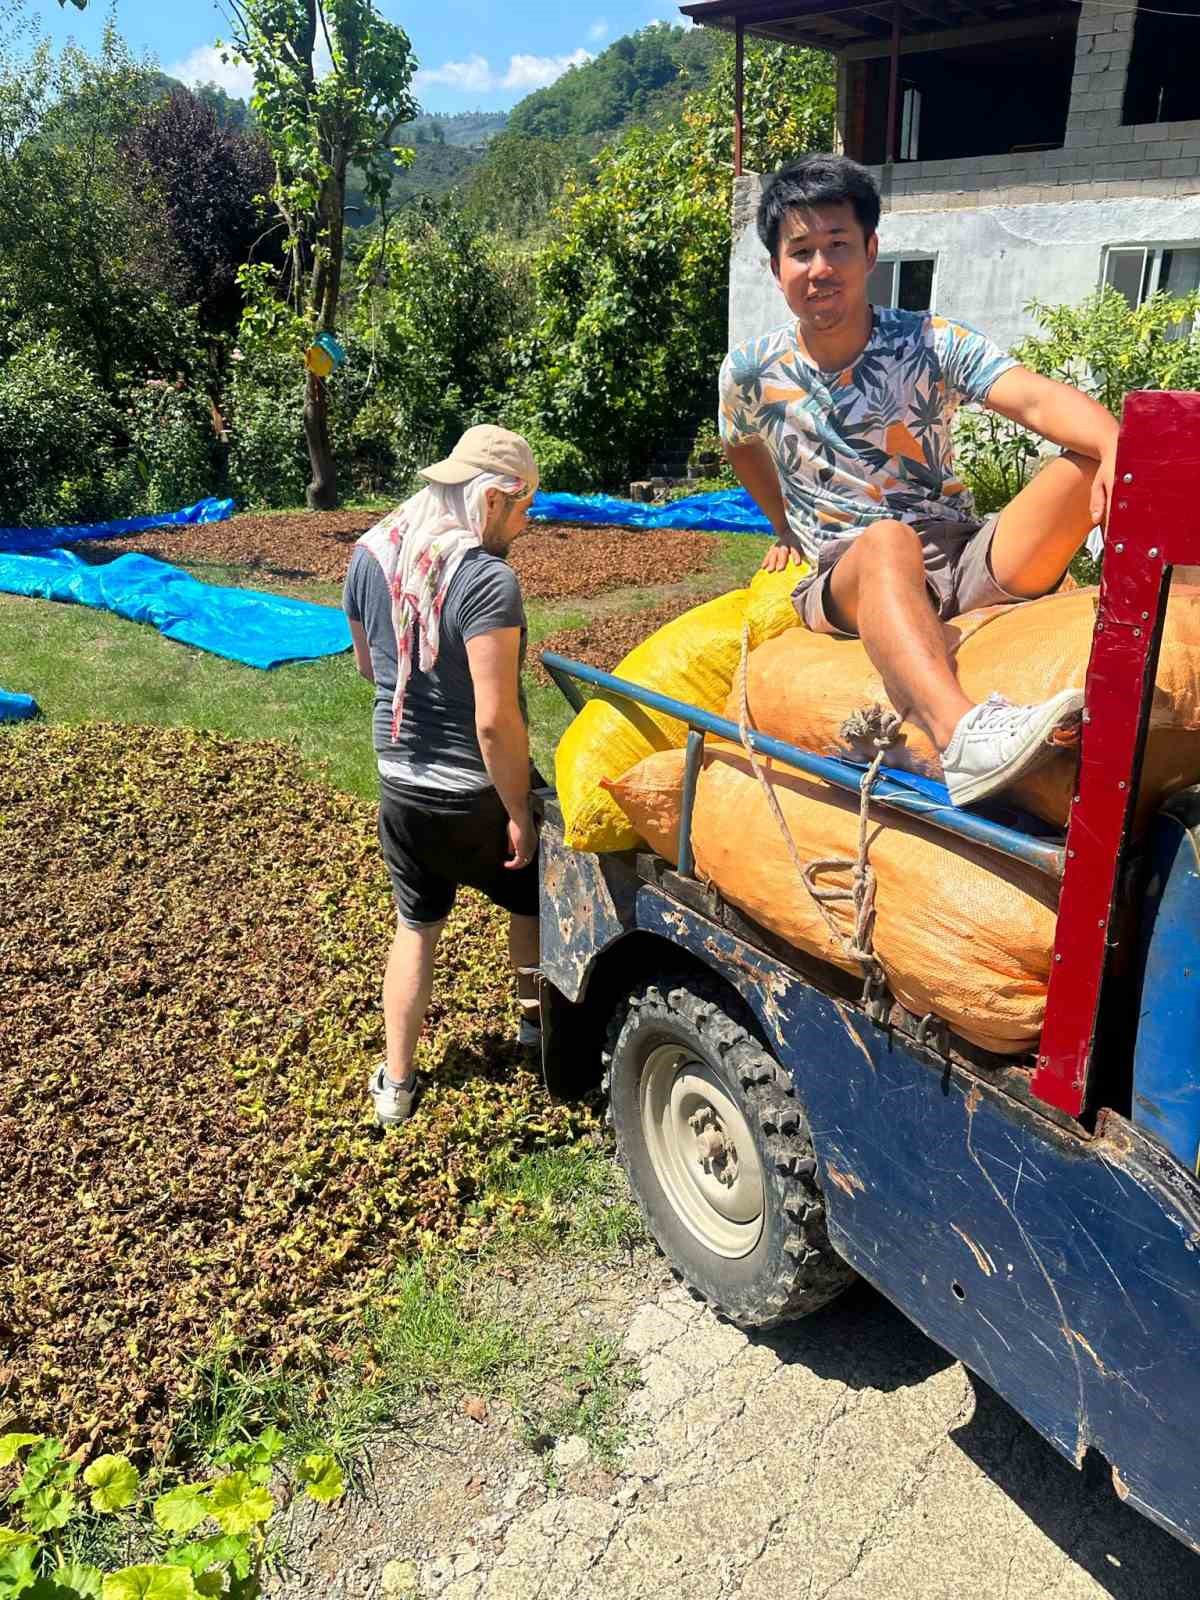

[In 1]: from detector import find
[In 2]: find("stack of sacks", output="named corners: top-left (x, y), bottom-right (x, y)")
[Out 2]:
top-left (555, 564), bottom-right (808, 852)
top-left (592, 582), bottom-right (1200, 1057)
top-left (606, 744), bottom-right (1056, 1055)
top-left (736, 584), bottom-right (1200, 830)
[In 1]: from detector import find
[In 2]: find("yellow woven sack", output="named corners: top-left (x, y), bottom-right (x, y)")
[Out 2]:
top-left (555, 563), bottom-right (806, 853)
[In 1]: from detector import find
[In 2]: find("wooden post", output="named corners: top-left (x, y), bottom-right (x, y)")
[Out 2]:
top-left (734, 18), bottom-right (745, 177)
top-left (885, 0), bottom-right (902, 164)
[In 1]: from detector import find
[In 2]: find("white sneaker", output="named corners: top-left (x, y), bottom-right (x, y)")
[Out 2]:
top-left (941, 689), bottom-right (1084, 808)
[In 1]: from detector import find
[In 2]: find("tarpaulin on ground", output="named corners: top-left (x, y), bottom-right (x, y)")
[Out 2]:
top-left (530, 487), bottom-right (772, 534)
top-left (0, 689), bottom-right (37, 722)
top-left (0, 549), bottom-right (350, 670)
top-left (0, 497), bottom-right (235, 556)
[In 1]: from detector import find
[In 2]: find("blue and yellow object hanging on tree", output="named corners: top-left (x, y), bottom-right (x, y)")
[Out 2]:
top-left (305, 332), bottom-right (346, 380)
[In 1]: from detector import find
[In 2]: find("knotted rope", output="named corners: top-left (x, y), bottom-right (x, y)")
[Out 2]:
top-left (735, 621), bottom-right (901, 1001)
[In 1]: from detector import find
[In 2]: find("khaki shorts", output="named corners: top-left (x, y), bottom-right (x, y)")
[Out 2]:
top-left (792, 514), bottom-right (1018, 637)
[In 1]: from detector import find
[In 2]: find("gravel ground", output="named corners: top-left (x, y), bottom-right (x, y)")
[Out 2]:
top-left (67, 514), bottom-right (720, 602)
top-left (269, 1260), bottom-right (1200, 1600)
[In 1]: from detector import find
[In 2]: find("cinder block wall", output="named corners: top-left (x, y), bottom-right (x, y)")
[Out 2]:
top-left (874, 3), bottom-right (1200, 212)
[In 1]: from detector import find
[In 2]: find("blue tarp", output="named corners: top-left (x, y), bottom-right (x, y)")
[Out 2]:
top-left (0, 689), bottom-right (38, 722)
top-left (0, 496), bottom-right (235, 556)
top-left (0, 550), bottom-right (350, 670)
top-left (530, 487), bottom-right (772, 535)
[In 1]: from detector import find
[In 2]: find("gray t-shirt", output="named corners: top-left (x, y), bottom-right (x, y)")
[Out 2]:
top-left (343, 544), bottom-right (526, 793)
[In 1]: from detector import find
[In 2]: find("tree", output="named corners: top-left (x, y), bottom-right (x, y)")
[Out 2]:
top-left (0, 26), bottom-right (195, 386)
top-left (123, 88), bottom-right (277, 331)
top-left (222, 0), bottom-right (417, 508)
top-left (509, 40), bottom-right (835, 482)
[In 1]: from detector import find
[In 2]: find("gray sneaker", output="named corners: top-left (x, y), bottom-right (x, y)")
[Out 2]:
top-left (369, 1065), bottom-right (422, 1127)
top-left (942, 688), bottom-right (1084, 808)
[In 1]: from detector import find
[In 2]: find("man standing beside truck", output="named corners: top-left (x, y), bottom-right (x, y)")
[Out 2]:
top-left (344, 425), bottom-right (542, 1128)
top-left (720, 153), bottom-right (1120, 807)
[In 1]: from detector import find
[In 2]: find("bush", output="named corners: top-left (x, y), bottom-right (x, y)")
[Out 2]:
top-left (108, 380), bottom-right (220, 515)
top-left (1018, 285), bottom-right (1200, 415)
top-left (0, 339), bottom-right (120, 525)
top-left (226, 350), bottom-right (310, 509)
top-left (954, 287), bottom-right (1200, 520)
top-left (499, 419), bottom-right (597, 495)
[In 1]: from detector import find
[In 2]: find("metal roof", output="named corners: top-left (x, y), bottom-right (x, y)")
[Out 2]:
top-left (677, 0), bottom-right (1069, 53)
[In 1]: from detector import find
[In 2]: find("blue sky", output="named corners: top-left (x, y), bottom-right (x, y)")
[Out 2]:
top-left (34, 1), bottom-right (686, 113)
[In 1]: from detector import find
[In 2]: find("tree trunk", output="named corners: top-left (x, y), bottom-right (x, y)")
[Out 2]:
top-left (303, 368), bottom-right (337, 510)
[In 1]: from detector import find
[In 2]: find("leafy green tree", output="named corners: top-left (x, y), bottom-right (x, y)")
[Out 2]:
top-left (461, 132), bottom-right (584, 241)
top-left (347, 202), bottom-right (529, 483)
top-left (222, 0), bottom-right (418, 508)
top-left (0, 26), bottom-right (198, 387)
top-left (122, 87), bottom-right (277, 333)
top-left (508, 39), bottom-right (835, 482)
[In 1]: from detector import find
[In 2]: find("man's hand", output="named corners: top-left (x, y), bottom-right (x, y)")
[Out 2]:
top-left (505, 807), bottom-right (538, 871)
top-left (761, 539), bottom-right (805, 574)
top-left (1091, 444), bottom-right (1117, 529)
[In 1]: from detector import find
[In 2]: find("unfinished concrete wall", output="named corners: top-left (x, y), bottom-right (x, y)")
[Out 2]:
top-left (726, 2), bottom-right (1200, 353)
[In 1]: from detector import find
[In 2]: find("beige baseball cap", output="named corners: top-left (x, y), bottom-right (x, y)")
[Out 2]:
top-left (420, 425), bottom-right (540, 493)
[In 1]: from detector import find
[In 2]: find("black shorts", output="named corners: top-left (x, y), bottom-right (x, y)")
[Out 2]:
top-left (378, 778), bottom-right (539, 928)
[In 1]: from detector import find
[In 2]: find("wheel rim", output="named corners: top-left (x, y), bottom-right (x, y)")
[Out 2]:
top-left (640, 1043), bottom-right (765, 1260)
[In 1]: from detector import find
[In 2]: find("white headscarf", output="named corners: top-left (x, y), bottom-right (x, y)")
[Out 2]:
top-left (357, 470), bottom-right (527, 738)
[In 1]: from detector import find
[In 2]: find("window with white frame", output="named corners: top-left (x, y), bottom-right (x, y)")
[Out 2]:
top-left (1104, 245), bottom-right (1200, 310)
top-left (868, 256), bottom-right (935, 312)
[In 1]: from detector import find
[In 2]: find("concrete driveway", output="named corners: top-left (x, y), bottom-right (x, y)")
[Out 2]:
top-left (279, 1266), bottom-right (1200, 1600)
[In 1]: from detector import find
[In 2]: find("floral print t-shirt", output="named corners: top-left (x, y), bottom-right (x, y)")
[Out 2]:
top-left (718, 306), bottom-right (1018, 564)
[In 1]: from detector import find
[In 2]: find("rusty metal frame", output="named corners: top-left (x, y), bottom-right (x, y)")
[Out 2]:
top-left (1032, 391), bottom-right (1200, 1120)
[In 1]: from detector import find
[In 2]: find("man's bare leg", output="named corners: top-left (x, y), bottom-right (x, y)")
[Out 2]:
top-left (989, 451), bottom-right (1099, 597)
top-left (827, 454), bottom-right (1101, 750)
top-left (383, 918), bottom-right (446, 1086)
top-left (825, 521), bottom-right (971, 749)
top-left (509, 912), bottom-right (540, 1039)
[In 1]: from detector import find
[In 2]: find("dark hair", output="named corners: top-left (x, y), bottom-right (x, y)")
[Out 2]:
top-left (757, 155), bottom-right (881, 260)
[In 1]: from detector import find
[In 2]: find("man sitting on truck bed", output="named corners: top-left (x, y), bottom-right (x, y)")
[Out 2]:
top-left (719, 154), bottom-right (1119, 808)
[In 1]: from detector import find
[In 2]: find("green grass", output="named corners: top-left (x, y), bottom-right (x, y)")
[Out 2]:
top-left (519, 1340), bottom-right (639, 1478)
top-left (0, 531), bottom-right (771, 797)
top-left (472, 1145), bottom-right (645, 1259)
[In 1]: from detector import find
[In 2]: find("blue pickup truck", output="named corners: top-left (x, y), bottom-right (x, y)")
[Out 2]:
top-left (535, 391), bottom-right (1200, 1555)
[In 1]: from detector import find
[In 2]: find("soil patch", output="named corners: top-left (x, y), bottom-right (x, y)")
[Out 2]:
top-left (66, 515), bottom-right (719, 601)
top-left (512, 527), bottom-right (718, 602)
top-left (0, 725), bottom-right (589, 1456)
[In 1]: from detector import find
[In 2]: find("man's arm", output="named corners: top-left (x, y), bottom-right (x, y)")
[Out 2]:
top-left (724, 439), bottom-right (804, 574)
top-left (465, 626), bottom-right (536, 870)
top-left (349, 618), bottom-right (375, 683)
top-left (985, 366), bottom-right (1120, 527)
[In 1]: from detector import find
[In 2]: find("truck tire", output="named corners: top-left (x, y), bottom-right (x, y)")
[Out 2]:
top-left (603, 974), bottom-right (856, 1328)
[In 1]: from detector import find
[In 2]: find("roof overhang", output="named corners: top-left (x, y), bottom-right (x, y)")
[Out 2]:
top-left (677, 0), bottom-right (1069, 54)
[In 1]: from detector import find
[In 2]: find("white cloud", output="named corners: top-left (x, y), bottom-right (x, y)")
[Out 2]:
top-left (502, 49), bottom-right (592, 90)
top-left (414, 52), bottom-right (494, 94)
top-left (167, 43), bottom-right (254, 100)
top-left (415, 48), bottom-right (592, 96)
top-left (587, 19), bottom-right (610, 42)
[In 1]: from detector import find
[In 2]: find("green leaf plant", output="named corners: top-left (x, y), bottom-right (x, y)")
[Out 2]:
top-left (0, 1429), bottom-right (343, 1599)
top-left (219, 0), bottom-right (419, 509)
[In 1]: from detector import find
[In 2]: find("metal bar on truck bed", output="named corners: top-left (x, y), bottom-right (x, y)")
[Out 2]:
top-left (678, 729), bottom-right (706, 878)
top-left (541, 650), bottom-right (1065, 880)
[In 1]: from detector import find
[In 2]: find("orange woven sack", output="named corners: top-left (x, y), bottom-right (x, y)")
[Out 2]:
top-left (606, 742), bottom-right (1057, 1056)
top-left (732, 584), bottom-right (1200, 828)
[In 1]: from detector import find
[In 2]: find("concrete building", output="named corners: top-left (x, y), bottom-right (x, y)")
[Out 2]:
top-left (679, 0), bottom-right (1200, 353)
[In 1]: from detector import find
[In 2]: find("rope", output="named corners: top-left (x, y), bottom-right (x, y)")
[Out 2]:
top-left (734, 621), bottom-right (901, 1002)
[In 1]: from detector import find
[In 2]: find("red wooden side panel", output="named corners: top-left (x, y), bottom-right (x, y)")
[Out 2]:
top-left (1032, 391), bottom-right (1200, 1118)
